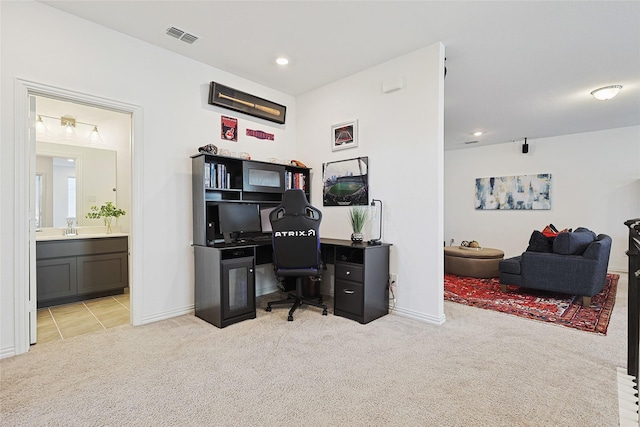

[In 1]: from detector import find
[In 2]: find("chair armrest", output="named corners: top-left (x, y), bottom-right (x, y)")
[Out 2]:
top-left (520, 251), bottom-right (603, 295)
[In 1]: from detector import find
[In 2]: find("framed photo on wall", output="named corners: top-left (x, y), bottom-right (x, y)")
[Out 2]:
top-left (331, 120), bottom-right (358, 151)
top-left (322, 156), bottom-right (369, 206)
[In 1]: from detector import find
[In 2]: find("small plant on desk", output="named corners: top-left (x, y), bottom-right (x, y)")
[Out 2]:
top-left (348, 206), bottom-right (369, 242)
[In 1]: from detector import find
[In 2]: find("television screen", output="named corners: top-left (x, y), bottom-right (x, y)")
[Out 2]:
top-left (218, 203), bottom-right (261, 235)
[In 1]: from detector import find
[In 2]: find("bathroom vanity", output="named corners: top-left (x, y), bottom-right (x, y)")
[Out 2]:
top-left (36, 234), bottom-right (128, 308)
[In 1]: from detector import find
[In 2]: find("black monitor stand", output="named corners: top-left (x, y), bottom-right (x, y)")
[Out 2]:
top-left (223, 232), bottom-right (234, 244)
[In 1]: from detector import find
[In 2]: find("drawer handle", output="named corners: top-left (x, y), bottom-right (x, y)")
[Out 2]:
top-left (343, 289), bottom-right (355, 294)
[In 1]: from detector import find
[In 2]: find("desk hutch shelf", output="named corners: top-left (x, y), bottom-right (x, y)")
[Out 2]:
top-left (191, 154), bottom-right (310, 247)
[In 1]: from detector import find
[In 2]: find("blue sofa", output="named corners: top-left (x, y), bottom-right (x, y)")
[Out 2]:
top-left (499, 228), bottom-right (612, 306)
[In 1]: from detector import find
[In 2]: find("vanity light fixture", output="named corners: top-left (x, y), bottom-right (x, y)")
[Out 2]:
top-left (38, 114), bottom-right (103, 143)
top-left (89, 126), bottom-right (103, 143)
top-left (590, 85), bottom-right (622, 101)
top-left (36, 115), bottom-right (47, 133)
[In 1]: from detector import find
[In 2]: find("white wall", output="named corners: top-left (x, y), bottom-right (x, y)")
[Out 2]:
top-left (1, 1), bottom-right (297, 356)
top-left (444, 126), bottom-right (640, 272)
top-left (297, 44), bottom-right (446, 323)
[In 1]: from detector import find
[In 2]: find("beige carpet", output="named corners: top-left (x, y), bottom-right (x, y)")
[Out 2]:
top-left (1, 274), bottom-right (628, 426)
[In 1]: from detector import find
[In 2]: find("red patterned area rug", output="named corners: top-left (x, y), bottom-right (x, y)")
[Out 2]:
top-left (444, 273), bottom-right (619, 335)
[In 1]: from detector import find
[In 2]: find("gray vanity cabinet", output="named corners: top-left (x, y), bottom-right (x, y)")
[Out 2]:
top-left (36, 236), bottom-right (128, 308)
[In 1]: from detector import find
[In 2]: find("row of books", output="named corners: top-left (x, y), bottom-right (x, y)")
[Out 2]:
top-left (286, 171), bottom-right (306, 191)
top-left (204, 163), bottom-right (232, 189)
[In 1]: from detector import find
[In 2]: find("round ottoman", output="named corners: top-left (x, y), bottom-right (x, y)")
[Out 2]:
top-left (444, 246), bottom-right (504, 278)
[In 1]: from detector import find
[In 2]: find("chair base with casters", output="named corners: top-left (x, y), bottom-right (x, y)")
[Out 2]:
top-left (265, 276), bottom-right (328, 321)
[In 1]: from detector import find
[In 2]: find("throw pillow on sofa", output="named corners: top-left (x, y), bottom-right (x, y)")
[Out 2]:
top-left (526, 230), bottom-right (553, 252)
top-left (552, 228), bottom-right (596, 255)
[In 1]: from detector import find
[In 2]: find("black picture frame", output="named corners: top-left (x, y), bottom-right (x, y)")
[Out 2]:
top-left (208, 82), bottom-right (286, 124)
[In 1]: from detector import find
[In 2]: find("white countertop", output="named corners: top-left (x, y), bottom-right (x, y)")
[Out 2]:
top-left (36, 233), bottom-right (128, 242)
top-left (35, 226), bottom-right (128, 241)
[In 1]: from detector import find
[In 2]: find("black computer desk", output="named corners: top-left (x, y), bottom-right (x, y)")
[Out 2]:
top-left (193, 238), bottom-right (391, 327)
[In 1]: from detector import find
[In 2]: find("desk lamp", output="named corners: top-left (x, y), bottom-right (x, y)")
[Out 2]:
top-left (368, 199), bottom-right (383, 245)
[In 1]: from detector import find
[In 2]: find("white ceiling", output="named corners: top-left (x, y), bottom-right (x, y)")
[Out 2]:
top-left (41, 1), bottom-right (640, 150)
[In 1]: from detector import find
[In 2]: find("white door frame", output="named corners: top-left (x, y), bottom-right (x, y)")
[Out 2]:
top-left (14, 79), bottom-right (144, 355)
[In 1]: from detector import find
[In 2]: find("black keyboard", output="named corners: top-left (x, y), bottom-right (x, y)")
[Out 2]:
top-left (250, 235), bottom-right (272, 242)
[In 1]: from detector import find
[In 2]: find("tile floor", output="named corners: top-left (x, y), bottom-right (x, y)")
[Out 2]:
top-left (36, 292), bottom-right (130, 344)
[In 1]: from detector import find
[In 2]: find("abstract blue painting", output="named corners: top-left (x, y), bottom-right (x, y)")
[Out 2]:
top-left (475, 174), bottom-right (552, 210)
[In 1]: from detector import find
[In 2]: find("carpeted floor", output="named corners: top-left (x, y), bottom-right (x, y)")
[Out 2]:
top-left (444, 273), bottom-right (618, 334)
top-left (0, 273), bottom-right (628, 426)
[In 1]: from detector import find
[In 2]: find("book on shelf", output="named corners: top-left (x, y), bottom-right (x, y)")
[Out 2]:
top-left (285, 171), bottom-right (306, 191)
top-left (204, 163), bottom-right (211, 188)
top-left (205, 162), bottom-right (231, 189)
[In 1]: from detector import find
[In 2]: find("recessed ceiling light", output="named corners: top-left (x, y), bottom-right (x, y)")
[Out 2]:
top-left (275, 57), bottom-right (289, 65)
top-left (590, 85), bottom-right (622, 101)
top-left (472, 131), bottom-right (484, 137)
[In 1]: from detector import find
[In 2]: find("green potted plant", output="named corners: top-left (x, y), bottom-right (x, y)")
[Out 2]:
top-left (86, 201), bottom-right (126, 234)
top-left (348, 206), bottom-right (369, 242)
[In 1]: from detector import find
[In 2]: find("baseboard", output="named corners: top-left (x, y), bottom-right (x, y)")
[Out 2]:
top-left (141, 305), bottom-right (194, 324)
top-left (0, 345), bottom-right (17, 360)
top-left (391, 305), bottom-right (446, 325)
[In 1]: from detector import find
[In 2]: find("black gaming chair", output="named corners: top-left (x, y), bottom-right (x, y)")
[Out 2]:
top-left (265, 189), bottom-right (328, 321)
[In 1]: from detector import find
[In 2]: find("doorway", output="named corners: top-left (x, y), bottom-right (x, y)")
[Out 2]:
top-left (33, 95), bottom-right (132, 344)
top-left (14, 79), bottom-right (144, 355)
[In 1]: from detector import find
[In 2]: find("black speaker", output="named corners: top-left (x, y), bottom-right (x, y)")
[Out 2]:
top-left (522, 138), bottom-right (529, 154)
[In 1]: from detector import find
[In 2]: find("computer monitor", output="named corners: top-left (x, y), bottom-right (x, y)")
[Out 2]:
top-left (218, 203), bottom-right (261, 243)
top-left (260, 207), bottom-right (276, 234)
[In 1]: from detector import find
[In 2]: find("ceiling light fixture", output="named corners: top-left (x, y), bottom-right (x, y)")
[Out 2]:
top-left (590, 85), bottom-right (622, 101)
top-left (473, 131), bottom-right (483, 137)
top-left (275, 57), bottom-right (289, 65)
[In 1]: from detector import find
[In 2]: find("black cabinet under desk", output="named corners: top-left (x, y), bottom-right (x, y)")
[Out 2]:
top-left (194, 245), bottom-right (257, 328)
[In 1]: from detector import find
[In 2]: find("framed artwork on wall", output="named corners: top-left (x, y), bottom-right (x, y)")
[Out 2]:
top-left (331, 120), bottom-right (358, 151)
top-left (208, 82), bottom-right (286, 124)
top-left (475, 173), bottom-right (552, 210)
top-left (322, 156), bottom-right (369, 206)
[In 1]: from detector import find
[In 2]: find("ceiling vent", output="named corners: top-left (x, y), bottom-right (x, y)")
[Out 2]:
top-left (166, 26), bottom-right (198, 44)
top-left (463, 140), bottom-right (479, 145)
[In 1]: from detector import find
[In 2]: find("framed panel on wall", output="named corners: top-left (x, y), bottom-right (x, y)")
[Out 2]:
top-left (208, 82), bottom-right (286, 124)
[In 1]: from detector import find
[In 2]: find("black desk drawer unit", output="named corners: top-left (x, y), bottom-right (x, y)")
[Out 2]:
top-left (334, 280), bottom-right (364, 317)
top-left (335, 263), bottom-right (364, 282)
top-left (333, 244), bottom-right (390, 324)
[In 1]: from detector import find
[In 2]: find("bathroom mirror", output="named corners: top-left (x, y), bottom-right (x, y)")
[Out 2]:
top-left (36, 141), bottom-right (117, 228)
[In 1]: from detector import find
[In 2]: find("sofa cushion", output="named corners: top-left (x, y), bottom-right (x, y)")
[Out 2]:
top-left (526, 230), bottom-right (553, 252)
top-left (552, 228), bottom-right (596, 255)
top-left (499, 256), bottom-right (522, 274)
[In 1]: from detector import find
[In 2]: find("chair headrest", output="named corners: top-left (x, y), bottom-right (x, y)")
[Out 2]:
top-left (281, 189), bottom-right (311, 215)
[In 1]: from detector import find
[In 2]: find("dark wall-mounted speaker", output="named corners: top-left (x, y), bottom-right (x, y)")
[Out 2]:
top-left (522, 142), bottom-right (529, 154)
